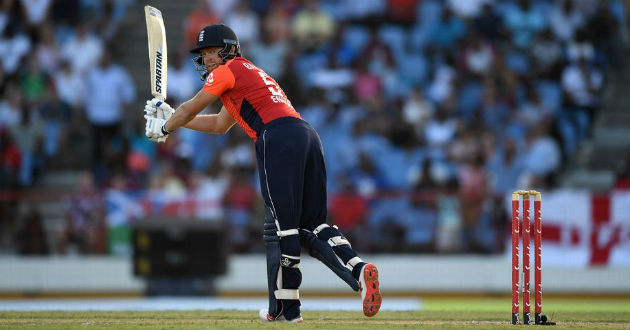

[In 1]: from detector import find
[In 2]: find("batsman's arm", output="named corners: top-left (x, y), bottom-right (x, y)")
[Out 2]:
top-left (184, 106), bottom-right (236, 134)
top-left (164, 90), bottom-right (234, 134)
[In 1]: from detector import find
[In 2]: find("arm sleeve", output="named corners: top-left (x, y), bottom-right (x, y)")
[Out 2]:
top-left (202, 64), bottom-right (236, 97)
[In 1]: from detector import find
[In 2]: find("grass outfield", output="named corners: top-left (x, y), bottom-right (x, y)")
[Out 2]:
top-left (0, 297), bottom-right (627, 330)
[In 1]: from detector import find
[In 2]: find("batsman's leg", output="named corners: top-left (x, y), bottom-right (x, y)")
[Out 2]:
top-left (303, 223), bottom-right (381, 317)
top-left (263, 210), bottom-right (280, 318)
top-left (300, 228), bottom-right (360, 291)
top-left (262, 207), bottom-right (302, 321)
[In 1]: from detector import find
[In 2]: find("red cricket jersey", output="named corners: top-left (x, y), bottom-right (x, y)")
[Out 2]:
top-left (202, 57), bottom-right (302, 141)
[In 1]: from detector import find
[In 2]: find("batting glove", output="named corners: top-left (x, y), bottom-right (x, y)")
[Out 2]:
top-left (150, 98), bottom-right (175, 121)
top-left (145, 117), bottom-right (170, 143)
top-left (144, 100), bottom-right (157, 119)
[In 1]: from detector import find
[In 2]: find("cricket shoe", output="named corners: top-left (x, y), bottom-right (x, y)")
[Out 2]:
top-left (258, 308), bottom-right (303, 323)
top-left (359, 263), bottom-right (381, 317)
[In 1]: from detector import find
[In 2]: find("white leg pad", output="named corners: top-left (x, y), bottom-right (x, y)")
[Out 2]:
top-left (328, 235), bottom-right (351, 247)
top-left (347, 256), bottom-right (363, 269)
top-left (275, 289), bottom-right (299, 299)
top-left (313, 223), bottom-right (330, 235)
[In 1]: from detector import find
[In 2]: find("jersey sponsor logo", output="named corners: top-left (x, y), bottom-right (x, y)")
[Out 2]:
top-left (205, 72), bottom-right (214, 86)
top-left (242, 62), bottom-right (257, 70)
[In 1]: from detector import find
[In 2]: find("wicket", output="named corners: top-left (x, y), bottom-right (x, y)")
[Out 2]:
top-left (511, 190), bottom-right (543, 325)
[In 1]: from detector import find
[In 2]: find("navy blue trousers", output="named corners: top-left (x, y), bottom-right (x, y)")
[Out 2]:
top-left (255, 117), bottom-right (327, 234)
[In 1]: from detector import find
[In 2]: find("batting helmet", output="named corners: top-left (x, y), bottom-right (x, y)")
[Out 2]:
top-left (190, 24), bottom-right (241, 63)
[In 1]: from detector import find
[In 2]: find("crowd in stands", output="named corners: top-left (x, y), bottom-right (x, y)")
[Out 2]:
top-left (0, 0), bottom-right (627, 256)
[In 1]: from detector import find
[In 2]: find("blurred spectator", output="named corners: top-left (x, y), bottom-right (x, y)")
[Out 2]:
top-left (59, 171), bottom-right (105, 254)
top-left (459, 32), bottom-right (495, 78)
top-left (94, 0), bottom-right (123, 42)
top-left (220, 129), bottom-right (255, 172)
top-left (457, 153), bottom-right (488, 252)
top-left (486, 138), bottom-right (523, 194)
top-left (473, 3), bottom-right (504, 40)
top-left (548, 0), bottom-right (585, 42)
top-left (19, 56), bottom-right (48, 104)
top-left (84, 48), bottom-right (134, 179)
top-left (0, 85), bottom-right (23, 128)
top-left (358, 27), bottom-right (395, 76)
top-left (0, 128), bottom-right (21, 189)
top-left (504, 0), bottom-right (546, 49)
top-left (262, 3), bottom-right (290, 42)
top-left (521, 124), bottom-right (561, 186)
top-left (409, 158), bottom-right (442, 251)
top-left (183, 1), bottom-right (220, 49)
top-left (35, 24), bottom-right (61, 74)
top-left (19, 0), bottom-right (51, 29)
top-left (402, 88), bottom-right (434, 136)
top-left (60, 21), bottom-right (103, 75)
top-left (530, 28), bottom-right (564, 79)
top-left (348, 152), bottom-right (388, 198)
top-left (40, 87), bottom-right (71, 159)
top-left (10, 103), bottom-right (44, 186)
top-left (126, 119), bottom-right (154, 189)
top-left (223, 168), bottom-right (257, 252)
top-left (428, 7), bottom-right (466, 51)
top-left (105, 173), bottom-right (142, 255)
top-left (250, 27), bottom-right (289, 79)
top-left (587, 0), bottom-right (621, 66)
top-left (15, 203), bottom-right (48, 254)
top-left (330, 177), bottom-right (368, 230)
top-left (167, 53), bottom-right (198, 105)
top-left (514, 88), bottom-right (551, 129)
top-left (191, 159), bottom-right (228, 221)
top-left (353, 60), bottom-right (381, 103)
top-left (0, 24), bottom-right (32, 75)
top-left (323, 24), bottom-right (359, 68)
top-left (311, 53), bottom-right (355, 95)
top-left (561, 55), bottom-right (603, 113)
top-left (486, 50), bottom-right (519, 106)
top-left (52, 60), bottom-right (84, 109)
top-left (152, 161), bottom-right (187, 198)
top-left (291, 0), bottom-right (336, 52)
top-left (224, 0), bottom-right (259, 49)
top-left (480, 78), bottom-right (510, 132)
top-left (424, 109), bottom-right (458, 149)
top-left (448, 128), bottom-right (482, 164)
top-left (330, 177), bottom-right (369, 251)
top-left (427, 56), bottom-right (456, 105)
top-left (566, 29), bottom-right (595, 64)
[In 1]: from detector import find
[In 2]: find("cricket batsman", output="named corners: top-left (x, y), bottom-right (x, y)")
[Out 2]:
top-left (144, 24), bottom-right (381, 322)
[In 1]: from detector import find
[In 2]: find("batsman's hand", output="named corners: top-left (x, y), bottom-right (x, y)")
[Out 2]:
top-left (145, 117), bottom-right (168, 143)
top-left (144, 98), bottom-right (174, 142)
top-left (150, 98), bottom-right (175, 121)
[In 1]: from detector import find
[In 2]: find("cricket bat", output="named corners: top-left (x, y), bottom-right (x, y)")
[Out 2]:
top-left (145, 5), bottom-right (167, 101)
